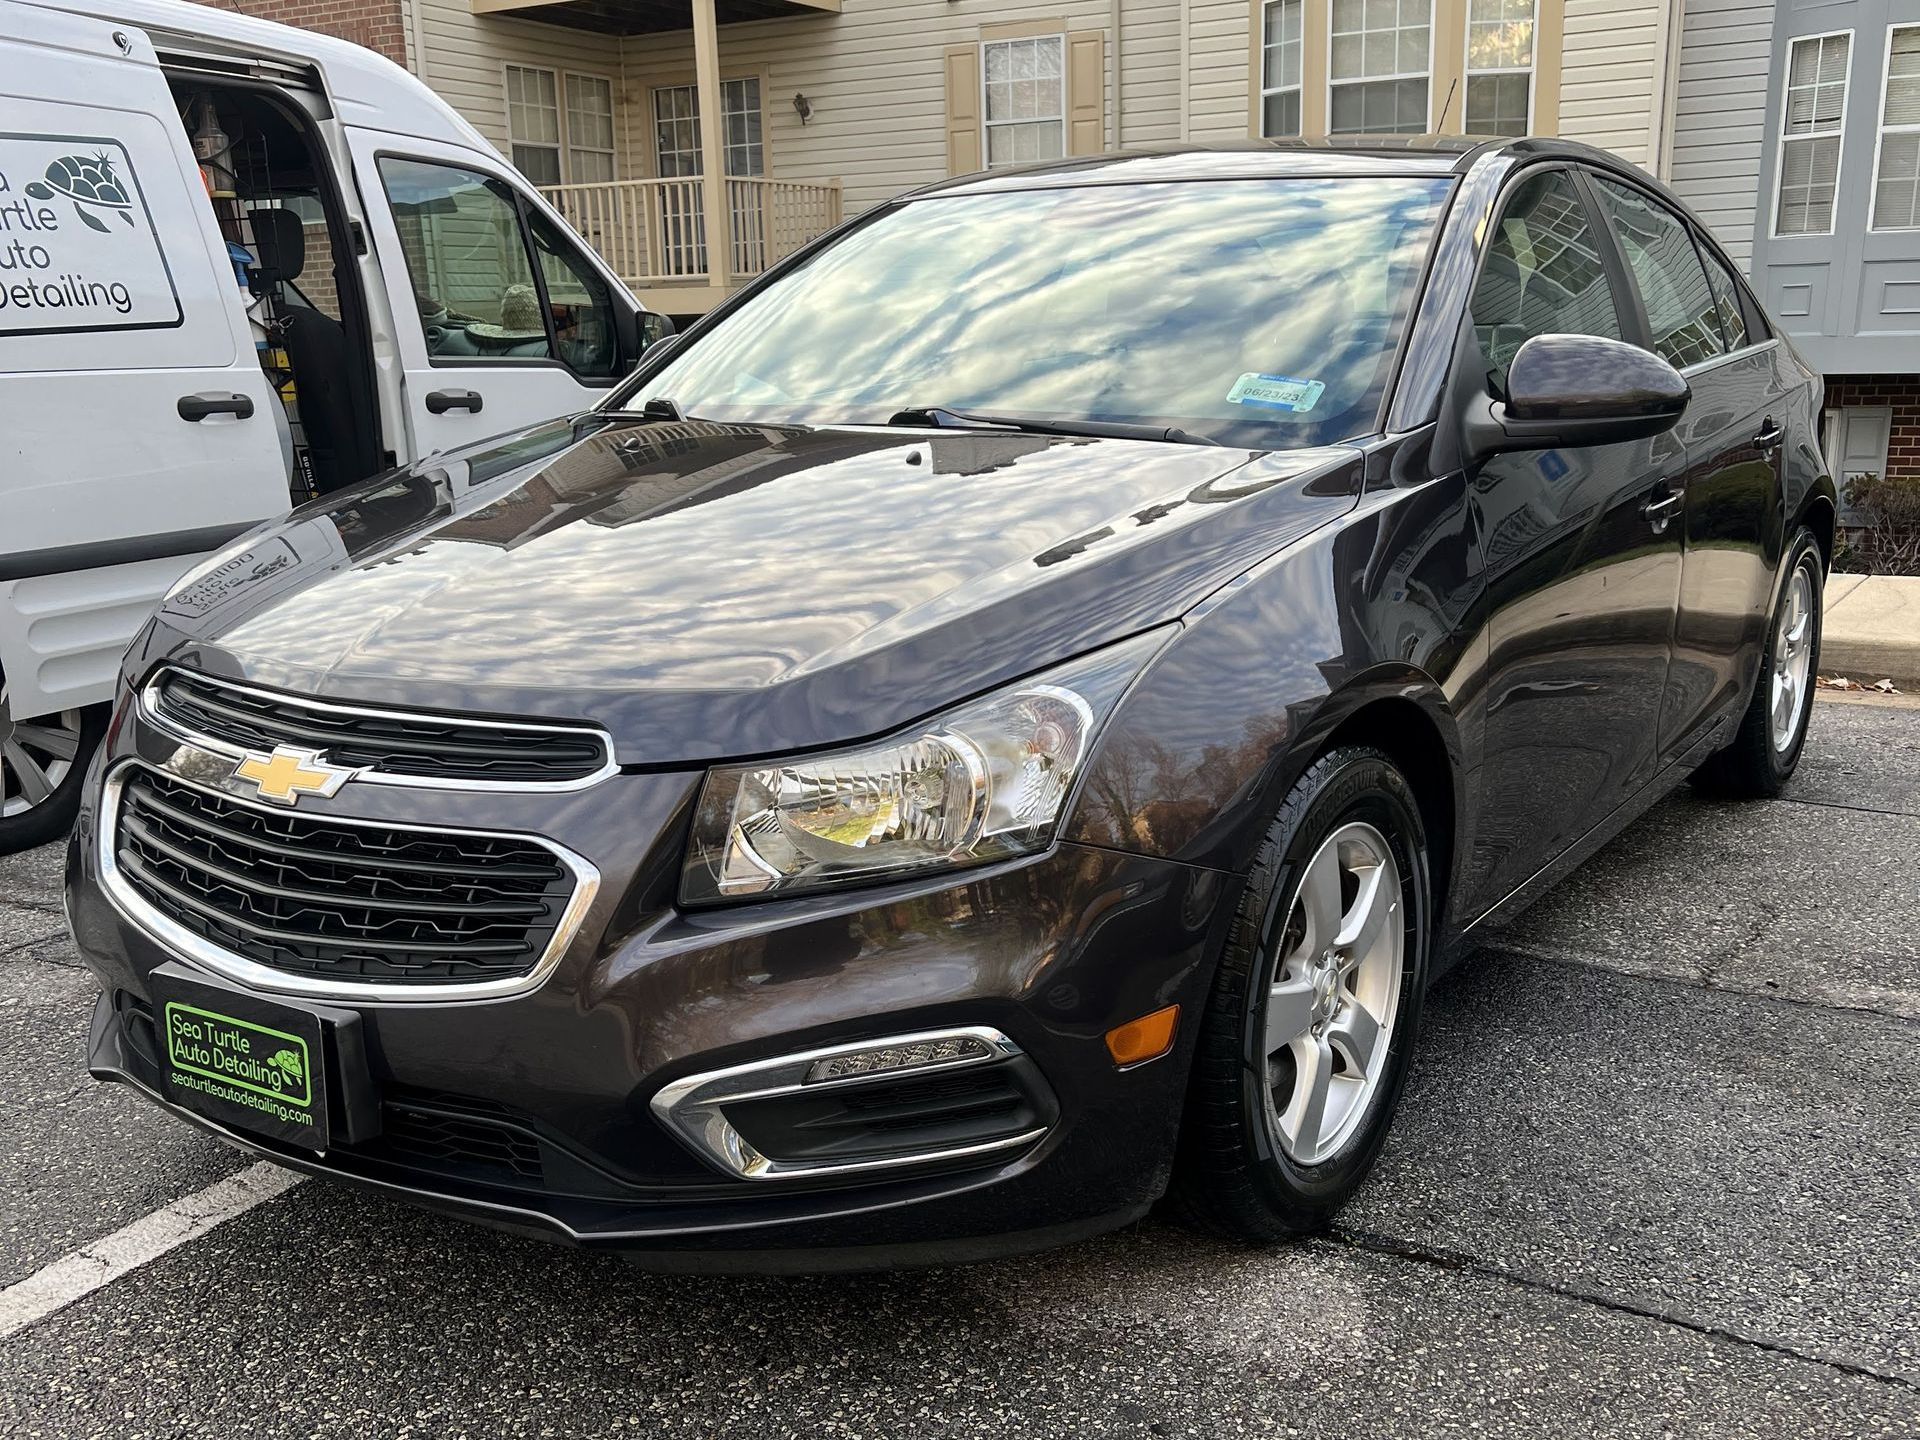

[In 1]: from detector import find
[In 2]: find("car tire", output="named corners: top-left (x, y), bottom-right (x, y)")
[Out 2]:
top-left (0, 672), bottom-right (108, 855)
top-left (1172, 745), bottom-right (1430, 1241)
top-left (1691, 528), bottom-right (1823, 800)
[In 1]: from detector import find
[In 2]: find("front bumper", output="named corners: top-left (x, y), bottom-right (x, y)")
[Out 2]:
top-left (68, 714), bottom-right (1237, 1267)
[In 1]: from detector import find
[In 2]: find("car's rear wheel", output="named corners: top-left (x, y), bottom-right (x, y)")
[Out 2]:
top-left (0, 673), bottom-right (107, 855)
top-left (1173, 745), bottom-right (1430, 1240)
top-left (1692, 528), bottom-right (1823, 799)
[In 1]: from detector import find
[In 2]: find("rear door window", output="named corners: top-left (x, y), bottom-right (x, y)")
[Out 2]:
top-left (1469, 169), bottom-right (1625, 393)
top-left (1588, 177), bottom-right (1725, 369)
top-left (1695, 242), bottom-right (1751, 353)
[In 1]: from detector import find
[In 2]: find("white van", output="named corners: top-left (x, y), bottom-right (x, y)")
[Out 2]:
top-left (0, 0), bottom-right (668, 851)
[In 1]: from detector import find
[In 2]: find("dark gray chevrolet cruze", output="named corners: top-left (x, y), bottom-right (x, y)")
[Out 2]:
top-left (67, 138), bottom-right (1832, 1269)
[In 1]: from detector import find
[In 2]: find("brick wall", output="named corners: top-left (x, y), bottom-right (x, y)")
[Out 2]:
top-left (194, 0), bottom-right (408, 66)
top-left (1826, 375), bottom-right (1920, 484)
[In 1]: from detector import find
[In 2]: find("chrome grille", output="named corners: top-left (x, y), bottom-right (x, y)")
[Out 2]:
top-left (112, 769), bottom-right (579, 987)
top-left (148, 669), bottom-right (611, 786)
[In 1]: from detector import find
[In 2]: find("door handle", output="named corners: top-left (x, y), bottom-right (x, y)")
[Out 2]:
top-left (426, 389), bottom-right (483, 415)
top-left (1641, 490), bottom-right (1683, 534)
top-left (1754, 418), bottom-right (1784, 453)
top-left (177, 392), bottom-right (255, 422)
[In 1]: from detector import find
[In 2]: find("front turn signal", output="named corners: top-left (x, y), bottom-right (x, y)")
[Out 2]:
top-left (1105, 1004), bottom-right (1179, 1068)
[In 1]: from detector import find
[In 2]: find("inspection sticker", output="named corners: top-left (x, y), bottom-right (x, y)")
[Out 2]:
top-left (1226, 373), bottom-right (1326, 412)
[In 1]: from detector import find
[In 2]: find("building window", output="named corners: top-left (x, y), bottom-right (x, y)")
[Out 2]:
top-left (982, 35), bottom-right (1065, 167)
top-left (507, 66), bottom-right (616, 187)
top-left (652, 79), bottom-right (764, 178)
top-left (723, 77), bottom-right (766, 178)
top-left (1775, 32), bottom-right (1851, 236)
top-left (1465, 0), bottom-right (1535, 136)
top-left (1262, 0), bottom-right (1305, 136)
top-left (505, 65), bottom-right (563, 187)
top-left (1872, 25), bottom-right (1920, 230)
top-left (1330, 0), bottom-right (1431, 135)
top-left (565, 73), bottom-right (616, 184)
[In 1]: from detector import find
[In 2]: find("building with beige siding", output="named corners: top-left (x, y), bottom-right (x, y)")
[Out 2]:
top-left (206, 0), bottom-right (1689, 315)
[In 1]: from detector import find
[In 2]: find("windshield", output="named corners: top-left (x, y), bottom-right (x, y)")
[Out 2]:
top-left (619, 176), bottom-right (1452, 448)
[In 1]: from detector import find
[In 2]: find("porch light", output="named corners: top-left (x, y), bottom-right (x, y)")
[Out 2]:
top-left (792, 92), bottom-right (813, 124)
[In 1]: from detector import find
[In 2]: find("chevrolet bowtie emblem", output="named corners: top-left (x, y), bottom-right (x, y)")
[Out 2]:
top-left (233, 746), bottom-right (357, 805)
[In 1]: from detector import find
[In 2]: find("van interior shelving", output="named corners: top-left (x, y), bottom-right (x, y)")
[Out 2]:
top-left (169, 75), bottom-right (382, 503)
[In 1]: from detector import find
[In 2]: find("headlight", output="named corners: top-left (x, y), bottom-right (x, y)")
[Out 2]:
top-left (680, 631), bottom-right (1169, 904)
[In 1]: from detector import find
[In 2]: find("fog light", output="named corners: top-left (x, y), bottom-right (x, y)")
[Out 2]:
top-left (1105, 1005), bottom-right (1180, 1068)
top-left (804, 1034), bottom-right (996, 1084)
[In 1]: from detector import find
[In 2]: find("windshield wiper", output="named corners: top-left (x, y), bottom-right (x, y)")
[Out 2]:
top-left (887, 406), bottom-right (1216, 446)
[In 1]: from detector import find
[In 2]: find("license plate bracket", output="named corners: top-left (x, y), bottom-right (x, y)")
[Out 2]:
top-left (149, 963), bottom-right (379, 1152)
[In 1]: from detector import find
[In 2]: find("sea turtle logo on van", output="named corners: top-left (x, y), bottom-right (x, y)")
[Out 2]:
top-left (25, 153), bottom-right (136, 233)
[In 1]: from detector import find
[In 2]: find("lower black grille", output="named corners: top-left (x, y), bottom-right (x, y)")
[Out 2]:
top-left (724, 1063), bottom-right (1049, 1167)
top-left (113, 769), bottom-right (577, 985)
top-left (378, 1102), bottom-right (546, 1185)
top-left (152, 669), bottom-right (610, 784)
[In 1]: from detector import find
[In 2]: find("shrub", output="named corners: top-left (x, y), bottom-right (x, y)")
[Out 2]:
top-left (1836, 472), bottom-right (1920, 576)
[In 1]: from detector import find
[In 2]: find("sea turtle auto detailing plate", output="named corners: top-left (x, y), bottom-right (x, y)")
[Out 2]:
top-left (150, 966), bottom-right (332, 1151)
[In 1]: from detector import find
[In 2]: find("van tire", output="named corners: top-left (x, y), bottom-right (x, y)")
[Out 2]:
top-left (1, 677), bottom-right (108, 855)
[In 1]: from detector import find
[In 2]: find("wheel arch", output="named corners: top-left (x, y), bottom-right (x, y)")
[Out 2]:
top-left (1282, 673), bottom-right (1464, 940)
top-left (1795, 486), bottom-right (1837, 571)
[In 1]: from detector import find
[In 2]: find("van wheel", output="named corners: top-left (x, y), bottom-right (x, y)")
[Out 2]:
top-left (1172, 746), bottom-right (1430, 1240)
top-left (0, 677), bottom-right (107, 855)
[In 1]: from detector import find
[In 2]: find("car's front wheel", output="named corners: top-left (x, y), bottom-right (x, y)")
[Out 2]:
top-left (1173, 745), bottom-right (1430, 1240)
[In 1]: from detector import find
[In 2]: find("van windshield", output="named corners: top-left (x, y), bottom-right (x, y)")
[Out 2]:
top-left (620, 176), bottom-right (1452, 449)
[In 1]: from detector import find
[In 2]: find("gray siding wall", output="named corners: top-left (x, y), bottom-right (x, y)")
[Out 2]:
top-left (1668, 0), bottom-right (1773, 266)
top-left (1747, 0), bottom-right (1920, 373)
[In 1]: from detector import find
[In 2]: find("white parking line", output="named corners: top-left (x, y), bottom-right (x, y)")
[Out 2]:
top-left (0, 1162), bottom-right (304, 1340)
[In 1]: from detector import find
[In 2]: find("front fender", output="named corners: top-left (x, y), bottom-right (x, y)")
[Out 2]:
top-left (1065, 468), bottom-right (1481, 880)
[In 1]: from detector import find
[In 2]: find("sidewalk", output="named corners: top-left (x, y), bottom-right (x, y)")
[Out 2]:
top-left (1823, 573), bottom-right (1920, 684)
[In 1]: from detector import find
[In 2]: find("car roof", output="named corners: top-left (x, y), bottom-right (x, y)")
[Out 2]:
top-left (912, 135), bottom-right (1633, 197)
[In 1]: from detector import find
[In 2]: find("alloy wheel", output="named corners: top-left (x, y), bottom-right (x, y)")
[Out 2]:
top-left (1770, 560), bottom-right (1815, 754)
top-left (0, 680), bottom-right (84, 819)
top-left (1261, 821), bottom-right (1404, 1166)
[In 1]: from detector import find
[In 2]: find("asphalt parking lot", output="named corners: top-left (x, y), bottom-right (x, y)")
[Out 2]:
top-left (2, 694), bottom-right (1917, 1439)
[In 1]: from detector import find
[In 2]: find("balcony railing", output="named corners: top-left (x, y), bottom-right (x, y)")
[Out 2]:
top-left (539, 175), bottom-right (844, 287)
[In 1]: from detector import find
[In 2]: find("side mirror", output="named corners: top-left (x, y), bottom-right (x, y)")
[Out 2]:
top-left (641, 311), bottom-right (677, 348)
top-left (640, 331), bottom-right (683, 366)
top-left (1466, 333), bottom-right (1689, 462)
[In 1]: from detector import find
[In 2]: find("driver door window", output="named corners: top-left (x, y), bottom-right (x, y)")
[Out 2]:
top-left (379, 157), bottom-right (554, 363)
top-left (1469, 169), bottom-right (1624, 394)
top-left (378, 156), bottom-right (616, 378)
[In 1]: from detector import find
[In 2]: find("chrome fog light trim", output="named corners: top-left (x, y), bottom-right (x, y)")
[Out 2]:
top-left (650, 1026), bottom-right (1046, 1181)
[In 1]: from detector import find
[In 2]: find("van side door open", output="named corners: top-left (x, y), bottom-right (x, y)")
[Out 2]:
top-left (0, 2), bottom-right (288, 722)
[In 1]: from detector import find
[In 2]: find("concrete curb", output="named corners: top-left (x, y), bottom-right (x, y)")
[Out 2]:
top-left (1821, 573), bottom-right (1920, 685)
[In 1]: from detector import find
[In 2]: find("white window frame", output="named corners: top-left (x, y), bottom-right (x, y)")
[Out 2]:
top-left (1461, 0), bottom-right (1537, 136)
top-left (563, 71), bottom-right (618, 184)
top-left (1261, 0), bottom-right (1305, 138)
top-left (648, 76), bottom-right (767, 179)
top-left (1325, 0), bottom-right (1438, 136)
top-left (1869, 22), bottom-right (1920, 232)
top-left (504, 62), bottom-right (618, 187)
top-left (1769, 29), bottom-right (1853, 240)
top-left (979, 34), bottom-right (1067, 169)
top-left (504, 63), bottom-right (563, 187)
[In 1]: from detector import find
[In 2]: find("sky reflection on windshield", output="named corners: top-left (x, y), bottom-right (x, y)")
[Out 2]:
top-left (640, 177), bottom-right (1451, 448)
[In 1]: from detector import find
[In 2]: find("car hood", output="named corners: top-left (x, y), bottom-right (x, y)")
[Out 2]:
top-left (156, 417), bottom-right (1360, 765)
